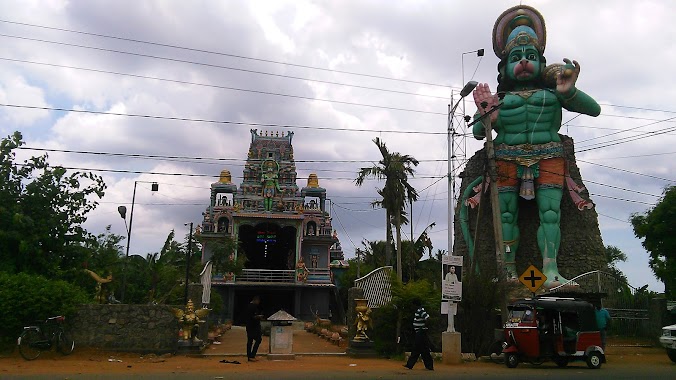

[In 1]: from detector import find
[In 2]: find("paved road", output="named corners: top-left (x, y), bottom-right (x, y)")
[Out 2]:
top-left (4, 359), bottom-right (674, 380)
top-left (3, 330), bottom-right (673, 379)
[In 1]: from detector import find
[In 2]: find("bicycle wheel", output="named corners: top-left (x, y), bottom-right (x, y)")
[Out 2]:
top-left (488, 340), bottom-right (505, 364)
top-left (56, 331), bottom-right (75, 355)
top-left (18, 329), bottom-right (42, 360)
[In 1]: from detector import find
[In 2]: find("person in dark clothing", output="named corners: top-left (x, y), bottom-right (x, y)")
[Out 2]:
top-left (403, 299), bottom-right (434, 371)
top-left (245, 295), bottom-right (264, 362)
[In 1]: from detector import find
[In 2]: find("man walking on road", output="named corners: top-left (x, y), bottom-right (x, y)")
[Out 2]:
top-left (245, 295), bottom-right (264, 362)
top-left (403, 298), bottom-right (434, 371)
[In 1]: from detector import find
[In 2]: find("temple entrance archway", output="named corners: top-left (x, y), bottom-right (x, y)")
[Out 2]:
top-left (239, 223), bottom-right (297, 270)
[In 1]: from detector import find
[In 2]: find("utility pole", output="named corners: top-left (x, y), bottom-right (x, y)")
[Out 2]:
top-left (184, 222), bottom-right (194, 306)
top-left (477, 101), bottom-right (509, 323)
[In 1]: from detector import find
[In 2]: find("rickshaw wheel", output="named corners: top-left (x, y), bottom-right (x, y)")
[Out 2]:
top-left (553, 357), bottom-right (568, 367)
top-left (488, 341), bottom-right (505, 364)
top-left (586, 352), bottom-right (602, 369)
top-left (667, 348), bottom-right (676, 363)
top-left (529, 357), bottom-right (544, 365)
top-left (505, 353), bottom-right (519, 368)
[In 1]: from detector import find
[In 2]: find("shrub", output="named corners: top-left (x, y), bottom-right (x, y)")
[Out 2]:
top-left (370, 278), bottom-right (441, 356)
top-left (458, 270), bottom-right (517, 356)
top-left (0, 272), bottom-right (89, 340)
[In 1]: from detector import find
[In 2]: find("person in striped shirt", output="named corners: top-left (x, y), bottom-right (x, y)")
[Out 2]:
top-left (403, 298), bottom-right (434, 370)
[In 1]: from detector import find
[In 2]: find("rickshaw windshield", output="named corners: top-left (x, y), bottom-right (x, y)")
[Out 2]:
top-left (508, 307), bottom-right (534, 323)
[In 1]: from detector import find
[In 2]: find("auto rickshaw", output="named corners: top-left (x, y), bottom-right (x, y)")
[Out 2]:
top-left (502, 296), bottom-right (606, 369)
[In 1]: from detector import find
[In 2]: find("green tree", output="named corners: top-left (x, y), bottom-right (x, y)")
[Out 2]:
top-left (0, 132), bottom-right (106, 277)
top-left (146, 230), bottom-right (183, 304)
top-left (200, 236), bottom-right (246, 277)
top-left (370, 278), bottom-right (441, 355)
top-left (604, 245), bottom-right (628, 283)
top-left (630, 185), bottom-right (676, 297)
top-left (355, 137), bottom-right (419, 281)
top-left (356, 239), bottom-right (389, 270)
top-left (64, 225), bottom-right (125, 301)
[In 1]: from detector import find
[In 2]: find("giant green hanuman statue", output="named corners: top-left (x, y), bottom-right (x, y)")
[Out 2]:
top-left (469, 5), bottom-right (600, 286)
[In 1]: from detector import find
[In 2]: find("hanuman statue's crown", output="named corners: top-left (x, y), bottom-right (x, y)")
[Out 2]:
top-left (503, 26), bottom-right (541, 54)
top-left (493, 5), bottom-right (547, 59)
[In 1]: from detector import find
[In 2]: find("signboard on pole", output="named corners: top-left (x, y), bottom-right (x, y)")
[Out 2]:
top-left (442, 255), bottom-right (463, 302)
top-left (518, 265), bottom-right (547, 293)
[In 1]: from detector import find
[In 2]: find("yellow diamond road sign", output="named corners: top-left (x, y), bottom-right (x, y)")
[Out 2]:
top-left (519, 265), bottom-right (547, 293)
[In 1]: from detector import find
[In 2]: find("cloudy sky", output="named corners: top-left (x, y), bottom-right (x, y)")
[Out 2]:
top-left (1, 0), bottom-right (673, 292)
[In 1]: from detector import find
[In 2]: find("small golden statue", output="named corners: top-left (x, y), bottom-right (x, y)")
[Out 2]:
top-left (173, 299), bottom-right (210, 341)
top-left (354, 299), bottom-right (372, 341)
top-left (84, 269), bottom-right (113, 304)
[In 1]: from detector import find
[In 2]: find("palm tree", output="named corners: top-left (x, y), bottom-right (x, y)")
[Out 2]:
top-left (355, 137), bottom-right (419, 281)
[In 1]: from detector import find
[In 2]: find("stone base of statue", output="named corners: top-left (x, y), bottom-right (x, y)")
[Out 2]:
top-left (176, 338), bottom-right (206, 354)
top-left (347, 338), bottom-right (377, 358)
top-left (442, 332), bottom-right (461, 365)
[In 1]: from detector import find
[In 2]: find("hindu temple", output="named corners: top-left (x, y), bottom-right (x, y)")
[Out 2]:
top-left (198, 129), bottom-right (346, 324)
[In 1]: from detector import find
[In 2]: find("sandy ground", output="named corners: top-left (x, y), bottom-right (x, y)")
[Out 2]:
top-left (1, 329), bottom-right (671, 377)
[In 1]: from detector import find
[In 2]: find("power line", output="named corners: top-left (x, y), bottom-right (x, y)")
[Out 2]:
top-left (0, 103), bottom-right (446, 133)
top-left (0, 56), bottom-right (450, 101)
top-left (577, 122), bottom-right (676, 152)
top-left (4, 17), bottom-right (676, 120)
top-left (577, 159), bottom-right (674, 183)
top-left (5, 42), bottom-right (676, 122)
top-left (575, 114), bottom-right (676, 147)
top-left (597, 212), bottom-right (630, 224)
top-left (16, 144), bottom-right (668, 201)
top-left (0, 19), bottom-right (458, 89)
top-left (0, 35), bottom-right (448, 115)
top-left (18, 146), bottom-right (450, 164)
top-left (12, 158), bottom-right (658, 207)
top-left (589, 193), bottom-right (654, 206)
top-left (597, 103), bottom-right (676, 115)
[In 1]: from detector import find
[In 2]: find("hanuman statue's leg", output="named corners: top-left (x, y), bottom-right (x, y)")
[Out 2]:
top-left (499, 190), bottom-right (519, 279)
top-left (535, 187), bottom-right (566, 286)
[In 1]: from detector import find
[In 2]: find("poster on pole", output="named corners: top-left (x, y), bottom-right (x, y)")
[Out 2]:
top-left (442, 255), bottom-right (463, 302)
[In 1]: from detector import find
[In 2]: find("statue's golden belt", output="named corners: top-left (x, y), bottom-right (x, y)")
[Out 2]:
top-left (495, 142), bottom-right (563, 167)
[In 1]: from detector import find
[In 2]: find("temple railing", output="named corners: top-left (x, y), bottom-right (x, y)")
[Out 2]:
top-left (219, 268), bottom-right (334, 285)
top-left (237, 269), bottom-right (295, 283)
top-left (307, 268), bottom-right (332, 284)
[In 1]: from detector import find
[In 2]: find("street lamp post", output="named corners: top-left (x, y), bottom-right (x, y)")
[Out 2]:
top-left (118, 181), bottom-right (158, 303)
top-left (461, 49), bottom-right (485, 114)
top-left (447, 81), bottom-right (478, 259)
top-left (443, 81), bottom-right (478, 364)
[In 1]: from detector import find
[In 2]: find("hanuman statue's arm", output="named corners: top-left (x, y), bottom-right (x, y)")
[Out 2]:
top-left (555, 58), bottom-right (601, 117)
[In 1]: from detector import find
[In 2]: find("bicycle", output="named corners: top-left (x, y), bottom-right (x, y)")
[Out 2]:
top-left (17, 315), bottom-right (75, 360)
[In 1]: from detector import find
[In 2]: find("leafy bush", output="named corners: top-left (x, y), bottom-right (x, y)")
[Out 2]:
top-left (370, 278), bottom-right (441, 356)
top-left (458, 270), bottom-right (516, 356)
top-left (0, 272), bottom-right (89, 340)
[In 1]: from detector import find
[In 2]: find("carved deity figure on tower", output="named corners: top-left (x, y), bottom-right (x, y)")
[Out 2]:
top-left (470, 5), bottom-right (599, 286)
top-left (261, 159), bottom-right (281, 211)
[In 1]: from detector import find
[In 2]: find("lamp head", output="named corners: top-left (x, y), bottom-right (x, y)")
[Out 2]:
top-left (117, 206), bottom-right (127, 219)
top-left (459, 81), bottom-right (478, 97)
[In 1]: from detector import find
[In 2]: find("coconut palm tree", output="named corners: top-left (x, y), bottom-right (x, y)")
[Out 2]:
top-left (355, 137), bottom-right (419, 281)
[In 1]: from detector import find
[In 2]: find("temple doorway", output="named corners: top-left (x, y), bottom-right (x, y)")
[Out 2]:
top-left (239, 223), bottom-right (297, 270)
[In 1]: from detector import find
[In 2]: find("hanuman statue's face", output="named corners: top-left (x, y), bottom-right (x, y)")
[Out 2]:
top-left (506, 45), bottom-right (541, 83)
